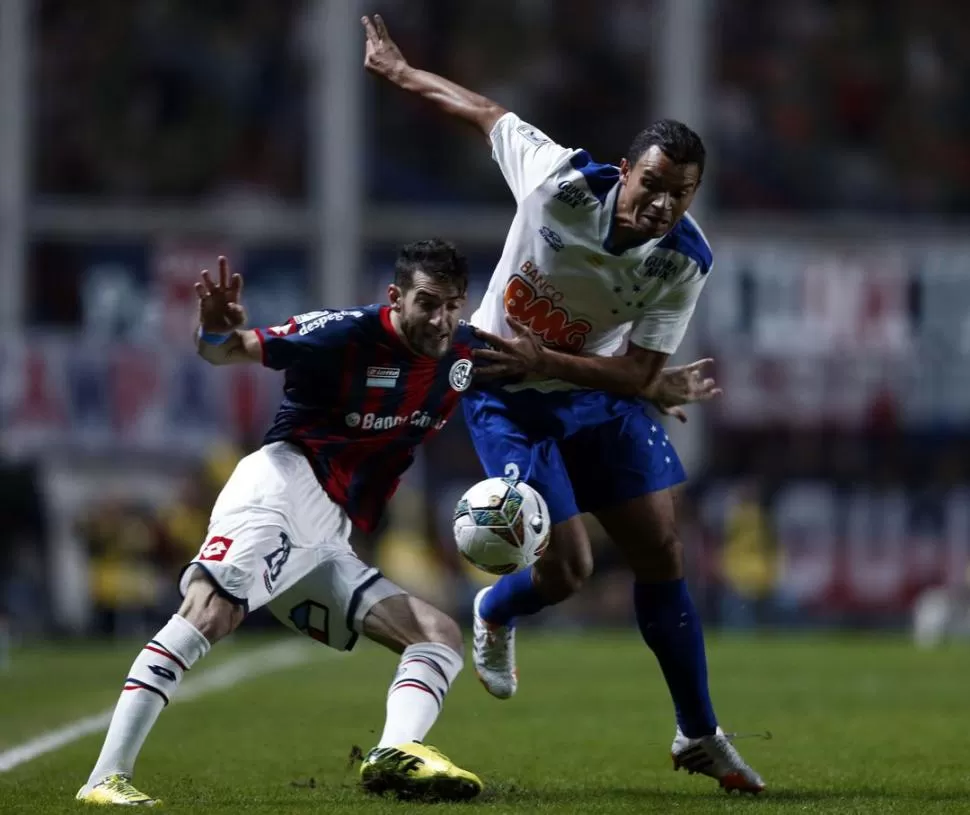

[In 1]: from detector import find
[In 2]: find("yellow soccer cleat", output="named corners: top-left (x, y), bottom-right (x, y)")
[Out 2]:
top-left (76, 774), bottom-right (161, 806)
top-left (359, 741), bottom-right (483, 801)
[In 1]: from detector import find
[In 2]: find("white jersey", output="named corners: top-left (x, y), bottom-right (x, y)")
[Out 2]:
top-left (470, 112), bottom-right (713, 392)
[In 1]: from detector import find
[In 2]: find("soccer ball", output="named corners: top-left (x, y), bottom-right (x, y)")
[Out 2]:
top-left (452, 477), bottom-right (551, 575)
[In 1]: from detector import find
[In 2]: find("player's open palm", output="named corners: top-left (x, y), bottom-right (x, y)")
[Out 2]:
top-left (195, 256), bottom-right (246, 334)
top-left (651, 358), bottom-right (722, 423)
top-left (361, 14), bottom-right (408, 80)
top-left (473, 317), bottom-right (545, 378)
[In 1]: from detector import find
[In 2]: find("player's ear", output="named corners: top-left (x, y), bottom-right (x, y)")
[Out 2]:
top-left (388, 283), bottom-right (403, 311)
top-left (619, 157), bottom-right (631, 183)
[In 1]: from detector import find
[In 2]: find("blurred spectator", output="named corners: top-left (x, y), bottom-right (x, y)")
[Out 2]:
top-left (374, 484), bottom-right (463, 615)
top-left (713, 0), bottom-right (970, 212)
top-left (719, 479), bottom-right (778, 629)
top-left (34, 0), bottom-right (307, 201)
top-left (366, 0), bottom-right (655, 203)
top-left (33, 0), bottom-right (970, 212)
top-left (157, 443), bottom-right (245, 573)
top-left (2, 537), bottom-right (48, 641)
top-left (31, 0), bottom-right (970, 212)
top-left (912, 556), bottom-right (970, 647)
top-left (80, 498), bottom-right (165, 638)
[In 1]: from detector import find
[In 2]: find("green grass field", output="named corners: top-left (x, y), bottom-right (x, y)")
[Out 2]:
top-left (1, 631), bottom-right (969, 814)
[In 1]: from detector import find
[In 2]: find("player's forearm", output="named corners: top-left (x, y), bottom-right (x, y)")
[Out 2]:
top-left (196, 328), bottom-right (260, 366)
top-left (392, 65), bottom-right (506, 136)
top-left (538, 348), bottom-right (664, 397)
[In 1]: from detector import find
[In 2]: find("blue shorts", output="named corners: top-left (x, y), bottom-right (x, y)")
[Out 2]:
top-left (462, 387), bottom-right (686, 525)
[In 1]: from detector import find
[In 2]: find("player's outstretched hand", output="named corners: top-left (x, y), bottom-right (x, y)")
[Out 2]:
top-left (362, 14), bottom-right (409, 81)
top-left (649, 358), bottom-right (722, 423)
top-left (473, 317), bottom-right (545, 379)
top-left (195, 256), bottom-right (246, 335)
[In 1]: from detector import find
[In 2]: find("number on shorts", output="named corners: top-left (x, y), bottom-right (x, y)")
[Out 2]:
top-left (504, 462), bottom-right (521, 481)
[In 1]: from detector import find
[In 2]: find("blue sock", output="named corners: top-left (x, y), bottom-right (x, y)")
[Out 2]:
top-left (634, 579), bottom-right (717, 738)
top-left (479, 568), bottom-right (549, 627)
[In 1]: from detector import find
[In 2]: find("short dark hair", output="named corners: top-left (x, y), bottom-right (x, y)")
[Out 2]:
top-left (626, 119), bottom-right (706, 178)
top-left (394, 238), bottom-right (469, 295)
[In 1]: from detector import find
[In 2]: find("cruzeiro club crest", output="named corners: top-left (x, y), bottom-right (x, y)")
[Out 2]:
top-left (449, 358), bottom-right (473, 392)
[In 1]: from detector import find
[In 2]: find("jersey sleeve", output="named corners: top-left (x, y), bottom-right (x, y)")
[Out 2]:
top-left (489, 112), bottom-right (575, 203)
top-left (253, 309), bottom-right (364, 370)
top-left (627, 263), bottom-right (712, 355)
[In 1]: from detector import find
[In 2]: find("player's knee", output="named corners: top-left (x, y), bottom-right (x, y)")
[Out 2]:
top-left (632, 532), bottom-right (683, 581)
top-left (362, 593), bottom-right (464, 656)
top-left (414, 608), bottom-right (464, 655)
top-left (190, 597), bottom-right (244, 645)
top-left (177, 574), bottom-right (244, 645)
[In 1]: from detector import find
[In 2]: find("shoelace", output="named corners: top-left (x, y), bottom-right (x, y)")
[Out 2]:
top-left (102, 775), bottom-right (150, 800)
top-left (706, 734), bottom-right (755, 774)
top-left (475, 623), bottom-right (512, 670)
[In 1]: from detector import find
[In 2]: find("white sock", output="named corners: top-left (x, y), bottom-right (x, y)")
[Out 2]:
top-left (88, 615), bottom-right (210, 785)
top-left (377, 642), bottom-right (463, 748)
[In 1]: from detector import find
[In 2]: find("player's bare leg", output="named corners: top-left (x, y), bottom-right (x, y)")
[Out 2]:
top-left (76, 573), bottom-right (243, 806)
top-left (473, 516), bottom-right (592, 698)
top-left (359, 594), bottom-right (482, 801)
top-left (595, 490), bottom-right (765, 794)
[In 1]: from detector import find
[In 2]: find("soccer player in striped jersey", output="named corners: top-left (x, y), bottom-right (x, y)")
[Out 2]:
top-left (364, 14), bottom-right (763, 794)
top-left (77, 240), bottom-right (484, 805)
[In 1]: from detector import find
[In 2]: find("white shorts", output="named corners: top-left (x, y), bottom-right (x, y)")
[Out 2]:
top-left (179, 441), bottom-right (405, 651)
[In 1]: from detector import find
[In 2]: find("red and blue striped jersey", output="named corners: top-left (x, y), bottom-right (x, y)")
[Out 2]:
top-left (253, 304), bottom-right (477, 532)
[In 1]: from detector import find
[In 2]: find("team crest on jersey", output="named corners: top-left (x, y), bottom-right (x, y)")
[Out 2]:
top-left (267, 322), bottom-right (294, 337)
top-left (504, 263), bottom-right (592, 353)
top-left (449, 359), bottom-right (473, 392)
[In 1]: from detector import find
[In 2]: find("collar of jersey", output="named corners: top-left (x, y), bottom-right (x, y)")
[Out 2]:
top-left (379, 305), bottom-right (414, 354)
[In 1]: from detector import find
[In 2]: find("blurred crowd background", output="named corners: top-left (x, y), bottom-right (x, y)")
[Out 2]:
top-left (3, 0), bottom-right (970, 649)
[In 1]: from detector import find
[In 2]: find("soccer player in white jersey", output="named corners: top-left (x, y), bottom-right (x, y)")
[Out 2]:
top-left (364, 14), bottom-right (764, 794)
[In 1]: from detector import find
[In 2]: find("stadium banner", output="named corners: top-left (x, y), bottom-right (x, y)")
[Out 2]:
top-left (702, 236), bottom-right (970, 429)
top-left (28, 240), bottom-right (310, 342)
top-left (692, 479), bottom-right (970, 622)
top-left (0, 339), bottom-right (280, 458)
top-left (12, 235), bottom-right (970, 457)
